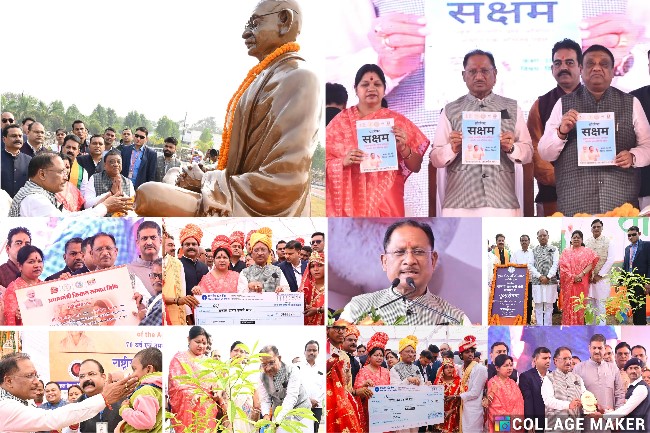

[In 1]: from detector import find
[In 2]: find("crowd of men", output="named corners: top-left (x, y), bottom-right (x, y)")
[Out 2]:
top-left (0, 220), bottom-right (164, 326)
top-left (0, 348), bottom-right (162, 433)
top-left (489, 220), bottom-right (650, 325)
top-left (162, 223), bottom-right (325, 325)
top-left (0, 116), bottom-right (209, 216)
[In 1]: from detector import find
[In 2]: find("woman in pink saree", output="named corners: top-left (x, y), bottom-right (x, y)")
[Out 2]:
top-left (168, 326), bottom-right (223, 433)
top-left (326, 64), bottom-right (429, 217)
top-left (486, 354), bottom-right (524, 433)
top-left (353, 332), bottom-right (390, 432)
top-left (559, 230), bottom-right (598, 325)
top-left (191, 235), bottom-right (247, 295)
top-left (4, 245), bottom-right (44, 326)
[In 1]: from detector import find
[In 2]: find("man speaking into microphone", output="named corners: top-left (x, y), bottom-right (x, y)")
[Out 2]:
top-left (339, 220), bottom-right (471, 325)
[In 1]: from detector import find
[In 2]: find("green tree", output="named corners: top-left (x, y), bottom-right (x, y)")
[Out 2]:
top-left (64, 104), bottom-right (83, 128)
top-left (312, 142), bottom-right (324, 171)
top-left (199, 128), bottom-right (213, 142)
top-left (191, 117), bottom-right (220, 134)
top-left (123, 111), bottom-right (141, 129)
top-left (155, 115), bottom-right (180, 140)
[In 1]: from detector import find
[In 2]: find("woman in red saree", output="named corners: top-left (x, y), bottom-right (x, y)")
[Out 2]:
top-left (486, 354), bottom-right (524, 433)
top-left (354, 332), bottom-right (390, 432)
top-left (559, 230), bottom-right (598, 325)
top-left (327, 353), bottom-right (363, 433)
top-left (299, 251), bottom-right (325, 325)
top-left (57, 154), bottom-right (85, 212)
top-left (192, 235), bottom-right (247, 295)
top-left (168, 326), bottom-right (222, 433)
top-left (433, 358), bottom-right (461, 433)
top-left (4, 245), bottom-right (44, 326)
top-left (326, 64), bottom-right (430, 217)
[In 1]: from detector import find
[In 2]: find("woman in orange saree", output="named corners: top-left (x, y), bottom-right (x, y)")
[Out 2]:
top-left (326, 64), bottom-right (429, 217)
top-left (559, 230), bottom-right (598, 325)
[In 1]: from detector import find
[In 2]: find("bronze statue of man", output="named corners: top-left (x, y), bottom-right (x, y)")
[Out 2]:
top-left (135, 0), bottom-right (320, 216)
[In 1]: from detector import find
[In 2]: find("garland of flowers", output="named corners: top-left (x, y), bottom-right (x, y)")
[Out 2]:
top-left (217, 42), bottom-right (301, 170)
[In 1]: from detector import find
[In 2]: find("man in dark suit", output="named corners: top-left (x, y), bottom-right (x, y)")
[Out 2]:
top-left (278, 240), bottom-right (307, 292)
top-left (622, 225), bottom-right (650, 325)
top-left (121, 126), bottom-right (157, 189)
top-left (77, 134), bottom-right (105, 176)
top-left (414, 350), bottom-right (435, 383)
top-left (487, 341), bottom-right (518, 381)
top-left (519, 346), bottom-right (551, 432)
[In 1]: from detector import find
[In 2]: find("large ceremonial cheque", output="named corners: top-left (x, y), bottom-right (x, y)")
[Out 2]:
top-left (195, 292), bottom-right (304, 325)
top-left (356, 118), bottom-right (398, 173)
top-left (368, 385), bottom-right (444, 433)
top-left (16, 265), bottom-right (140, 326)
top-left (462, 111), bottom-right (501, 165)
top-left (425, 0), bottom-right (581, 111)
top-left (576, 112), bottom-right (616, 166)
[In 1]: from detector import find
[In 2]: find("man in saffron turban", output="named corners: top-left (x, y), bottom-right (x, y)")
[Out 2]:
top-left (135, 0), bottom-right (320, 217)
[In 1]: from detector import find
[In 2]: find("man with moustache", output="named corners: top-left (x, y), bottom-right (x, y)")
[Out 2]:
top-left (71, 120), bottom-right (90, 154)
top-left (155, 137), bottom-right (182, 182)
top-left (2, 124), bottom-right (32, 198)
top-left (340, 219), bottom-right (469, 325)
top-left (616, 342), bottom-right (633, 390)
top-left (121, 127), bottom-right (157, 189)
top-left (162, 231), bottom-right (198, 326)
top-left (518, 346), bottom-right (552, 432)
top-left (75, 359), bottom-right (128, 433)
top-left (9, 153), bottom-right (130, 217)
top-left (164, 234), bottom-right (176, 258)
top-left (512, 234), bottom-right (534, 323)
top-left (228, 231), bottom-right (246, 273)
top-left (574, 334), bottom-right (625, 412)
top-left (178, 224), bottom-right (209, 324)
top-left (631, 345), bottom-right (647, 364)
top-left (137, 258), bottom-right (163, 326)
top-left (0, 227), bottom-right (31, 290)
top-left (342, 325), bottom-right (361, 386)
top-left (127, 221), bottom-right (162, 297)
top-left (539, 45), bottom-right (650, 215)
top-left (541, 346), bottom-right (586, 430)
top-left (77, 135), bottom-right (105, 176)
top-left (311, 232), bottom-right (325, 254)
top-left (604, 345), bottom-right (614, 363)
top-left (527, 39), bottom-right (583, 216)
top-left (602, 358), bottom-right (650, 428)
top-left (46, 237), bottom-right (84, 281)
top-left (61, 134), bottom-right (88, 190)
top-left (0, 353), bottom-right (136, 431)
top-left (21, 122), bottom-right (47, 157)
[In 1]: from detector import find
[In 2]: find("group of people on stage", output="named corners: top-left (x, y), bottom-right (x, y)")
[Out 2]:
top-left (163, 224), bottom-right (326, 326)
top-left (326, 320), bottom-right (488, 433)
top-left (0, 347), bottom-right (162, 433)
top-left (168, 326), bottom-right (324, 433)
top-left (489, 220), bottom-right (650, 326)
top-left (0, 220), bottom-right (164, 326)
top-left (326, 39), bottom-right (650, 217)
top-left (486, 335), bottom-right (650, 433)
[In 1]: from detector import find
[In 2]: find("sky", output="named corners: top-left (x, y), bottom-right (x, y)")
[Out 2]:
top-left (1, 0), bottom-right (324, 127)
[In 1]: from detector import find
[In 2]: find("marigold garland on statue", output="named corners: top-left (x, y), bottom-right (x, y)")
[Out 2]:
top-left (217, 42), bottom-right (301, 170)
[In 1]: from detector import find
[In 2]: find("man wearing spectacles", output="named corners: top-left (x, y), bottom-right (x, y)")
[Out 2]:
top-left (20, 122), bottom-right (47, 157)
top-left (8, 153), bottom-right (131, 217)
top-left (127, 221), bottom-right (162, 297)
top-left (137, 257), bottom-right (163, 326)
top-left (1, 124), bottom-right (32, 198)
top-left (0, 353), bottom-right (136, 432)
top-left (431, 49), bottom-right (533, 217)
top-left (0, 112), bottom-right (15, 126)
top-left (310, 232), bottom-right (324, 253)
top-left (622, 225), bottom-right (650, 325)
top-left (340, 219), bottom-right (470, 325)
top-left (541, 346), bottom-right (587, 425)
top-left (120, 126), bottom-right (157, 189)
top-left (134, 0), bottom-right (319, 218)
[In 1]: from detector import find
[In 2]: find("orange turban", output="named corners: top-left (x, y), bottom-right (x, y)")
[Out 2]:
top-left (296, 237), bottom-right (305, 247)
top-left (211, 235), bottom-right (232, 256)
top-left (344, 324), bottom-right (360, 339)
top-left (399, 335), bottom-right (418, 353)
top-left (366, 332), bottom-right (389, 353)
top-left (230, 231), bottom-right (245, 246)
top-left (180, 224), bottom-right (203, 246)
top-left (459, 335), bottom-right (477, 353)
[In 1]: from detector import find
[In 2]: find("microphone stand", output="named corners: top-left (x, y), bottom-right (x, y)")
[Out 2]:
top-left (352, 284), bottom-right (417, 324)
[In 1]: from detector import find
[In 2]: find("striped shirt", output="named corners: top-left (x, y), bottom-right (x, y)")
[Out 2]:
top-left (340, 286), bottom-right (470, 325)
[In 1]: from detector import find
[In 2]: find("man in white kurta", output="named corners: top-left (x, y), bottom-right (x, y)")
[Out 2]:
top-left (458, 335), bottom-right (487, 433)
top-left (528, 229), bottom-right (559, 326)
top-left (584, 219), bottom-right (616, 325)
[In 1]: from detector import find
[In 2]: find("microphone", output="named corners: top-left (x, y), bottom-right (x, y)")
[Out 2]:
top-left (391, 278), bottom-right (401, 289)
top-left (479, 103), bottom-right (485, 109)
top-left (406, 277), bottom-right (417, 290)
top-left (404, 298), bottom-right (461, 325)
top-left (352, 278), bottom-right (412, 324)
